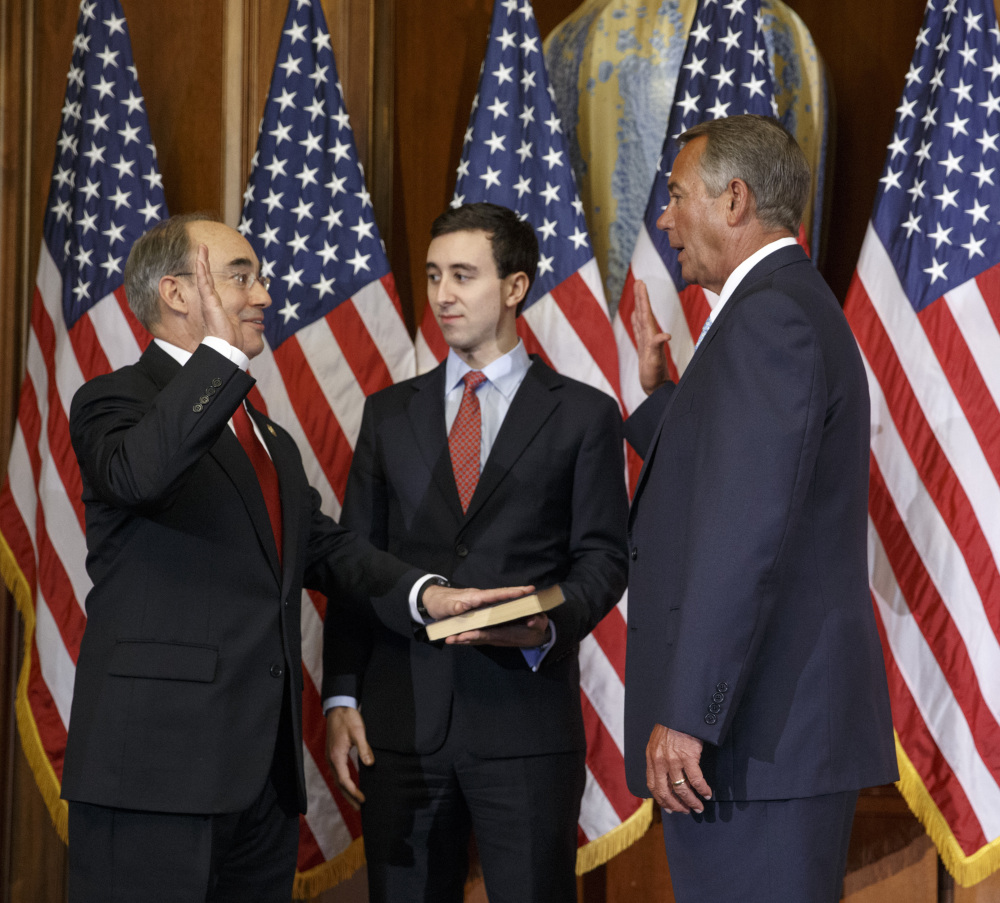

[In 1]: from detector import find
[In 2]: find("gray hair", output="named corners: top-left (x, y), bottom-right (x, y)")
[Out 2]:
top-left (679, 115), bottom-right (810, 235)
top-left (123, 213), bottom-right (219, 329)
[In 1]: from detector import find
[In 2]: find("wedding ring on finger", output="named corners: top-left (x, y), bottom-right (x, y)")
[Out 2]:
top-left (672, 777), bottom-right (687, 786)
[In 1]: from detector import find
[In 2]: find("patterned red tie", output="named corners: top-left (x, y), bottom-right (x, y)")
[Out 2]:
top-left (233, 403), bottom-right (283, 565)
top-left (449, 370), bottom-right (487, 513)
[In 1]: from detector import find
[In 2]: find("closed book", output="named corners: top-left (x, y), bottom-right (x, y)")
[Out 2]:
top-left (425, 585), bottom-right (564, 641)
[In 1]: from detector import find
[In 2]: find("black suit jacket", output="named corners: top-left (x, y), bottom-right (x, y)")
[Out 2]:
top-left (62, 342), bottom-right (423, 815)
top-left (322, 357), bottom-right (629, 757)
top-left (624, 246), bottom-right (898, 800)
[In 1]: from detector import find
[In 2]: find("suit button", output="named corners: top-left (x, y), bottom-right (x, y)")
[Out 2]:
top-left (712, 692), bottom-right (725, 703)
top-left (704, 713), bottom-right (717, 725)
top-left (630, 548), bottom-right (638, 560)
top-left (211, 378), bottom-right (223, 387)
top-left (270, 664), bottom-right (283, 678)
top-left (192, 403), bottom-right (203, 412)
top-left (456, 543), bottom-right (469, 558)
top-left (709, 703), bottom-right (721, 714)
top-left (716, 682), bottom-right (729, 693)
top-left (205, 386), bottom-right (217, 396)
top-left (199, 395), bottom-right (211, 404)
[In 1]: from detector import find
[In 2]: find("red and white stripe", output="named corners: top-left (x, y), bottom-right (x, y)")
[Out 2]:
top-left (248, 274), bottom-right (414, 873)
top-left (0, 243), bottom-right (149, 797)
top-left (845, 222), bottom-right (1000, 861)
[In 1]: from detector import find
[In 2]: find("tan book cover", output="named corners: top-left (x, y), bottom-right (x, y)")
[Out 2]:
top-left (425, 585), bottom-right (564, 642)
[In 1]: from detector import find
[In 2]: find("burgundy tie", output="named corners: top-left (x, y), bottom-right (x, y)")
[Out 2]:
top-left (233, 403), bottom-right (283, 564)
top-left (449, 371), bottom-right (487, 513)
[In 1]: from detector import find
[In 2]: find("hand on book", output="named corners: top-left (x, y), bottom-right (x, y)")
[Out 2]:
top-left (421, 583), bottom-right (535, 621)
top-left (445, 613), bottom-right (551, 648)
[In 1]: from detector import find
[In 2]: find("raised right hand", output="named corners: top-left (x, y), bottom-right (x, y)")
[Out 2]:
top-left (631, 279), bottom-right (672, 395)
top-left (195, 243), bottom-right (243, 351)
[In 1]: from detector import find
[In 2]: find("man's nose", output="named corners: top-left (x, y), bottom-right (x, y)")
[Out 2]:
top-left (656, 206), bottom-right (672, 233)
top-left (253, 280), bottom-right (272, 308)
top-left (434, 277), bottom-right (455, 302)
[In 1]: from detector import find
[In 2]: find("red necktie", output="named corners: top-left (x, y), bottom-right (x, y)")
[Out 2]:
top-left (449, 371), bottom-right (487, 513)
top-left (233, 403), bottom-right (283, 565)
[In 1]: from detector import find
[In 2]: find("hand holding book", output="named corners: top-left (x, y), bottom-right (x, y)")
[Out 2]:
top-left (426, 585), bottom-right (564, 643)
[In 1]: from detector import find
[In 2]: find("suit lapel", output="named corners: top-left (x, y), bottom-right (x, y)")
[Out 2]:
top-left (139, 342), bottom-right (283, 581)
top-left (406, 363), bottom-right (467, 521)
top-left (463, 359), bottom-right (558, 523)
top-left (212, 408), bottom-right (283, 582)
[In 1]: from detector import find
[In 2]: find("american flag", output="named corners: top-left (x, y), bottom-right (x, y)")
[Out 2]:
top-left (614, 0), bottom-right (779, 432)
top-left (843, 0), bottom-right (1000, 885)
top-left (0, 0), bottom-right (165, 839)
top-left (237, 0), bottom-right (414, 892)
top-left (415, 0), bottom-right (649, 873)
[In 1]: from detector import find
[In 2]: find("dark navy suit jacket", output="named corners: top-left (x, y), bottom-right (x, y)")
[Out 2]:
top-left (624, 245), bottom-right (897, 801)
top-left (64, 342), bottom-right (423, 816)
top-left (322, 357), bottom-right (629, 758)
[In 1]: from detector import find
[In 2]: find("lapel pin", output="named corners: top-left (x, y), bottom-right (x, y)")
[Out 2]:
top-left (267, 425), bottom-right (277, 437)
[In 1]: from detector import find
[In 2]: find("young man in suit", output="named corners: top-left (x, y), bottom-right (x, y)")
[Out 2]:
top-left (625, 115), bottom-right (897, 902)
top-left (323, 203), bottom-right (629, 903)
top-left (64, 213), bottom-right (526, 903)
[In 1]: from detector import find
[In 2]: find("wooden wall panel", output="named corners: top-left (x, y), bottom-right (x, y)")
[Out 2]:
top-left (125, 0), bottom-right (228, 218)
top-left (782, 0), bottom-right (927, 303)
top-left (0, 0), bottom-right (31, 466)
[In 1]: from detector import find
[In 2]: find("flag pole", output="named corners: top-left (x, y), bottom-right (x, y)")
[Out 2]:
top-left (938, 855), bottom-right (955, 903)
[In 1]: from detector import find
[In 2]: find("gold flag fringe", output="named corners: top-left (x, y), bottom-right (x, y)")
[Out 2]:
top-left (2, 531), bottom-right (70, 842)
top-left (894, 731), bottom-right (1000, 887)
top-left (575, 798), bottom-right (654, 875)
top-left (293, 836), bottom-right (366, 899)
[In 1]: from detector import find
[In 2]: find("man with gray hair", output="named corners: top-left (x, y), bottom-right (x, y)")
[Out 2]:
top-left (625, 115), bottom-right (897, 901)
top-left (62, 213), bottom-right (528, 902)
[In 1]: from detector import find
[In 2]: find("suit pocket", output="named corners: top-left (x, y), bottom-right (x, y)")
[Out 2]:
top-left (108, 640), bottom-right (218, 682)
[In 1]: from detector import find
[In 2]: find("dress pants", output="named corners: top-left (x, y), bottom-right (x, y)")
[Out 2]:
top-left (68, 688), bottom-right (300, 903)
top-left (360, 730), bottom-right (586, 903)
top-left (660, 790), bottom-right (859, 903)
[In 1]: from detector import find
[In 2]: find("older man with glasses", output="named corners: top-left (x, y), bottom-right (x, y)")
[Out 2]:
top-left (62, 212), bottom-right (528, 903)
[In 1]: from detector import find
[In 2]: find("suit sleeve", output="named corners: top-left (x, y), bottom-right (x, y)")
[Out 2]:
top-left (303, 489), bottom-right (425, 641)
top-left (320, 396), bottom-right (382, 699)
top-left (70, 344), bottom-right (252, 514)
top-left (545, 393), bottom-right (630, 662)
top-left (624, 382), bottom-right (674, 459)
top-left (657, 290), bottom-right (826, 745)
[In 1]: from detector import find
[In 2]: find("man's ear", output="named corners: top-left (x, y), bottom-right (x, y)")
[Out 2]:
top-left (725, 178), bottom-right (754, 226)
top-left (502, 271), bottom-right (530, 311)
top-left (158, 274), bottom-right (189, 315)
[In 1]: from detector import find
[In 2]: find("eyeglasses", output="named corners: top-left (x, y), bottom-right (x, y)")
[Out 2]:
top-left (172, 271), bottom-right (272, 292)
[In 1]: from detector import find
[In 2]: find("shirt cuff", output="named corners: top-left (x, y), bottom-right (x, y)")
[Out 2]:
top-left (201, 336), bottom-right (251, 371)
top-left (410, 573), bottom-right (446, 624)
top-left (520, 619), bottom-right (558, 672)
top-left (322, 695), bottom-right (358, 715)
